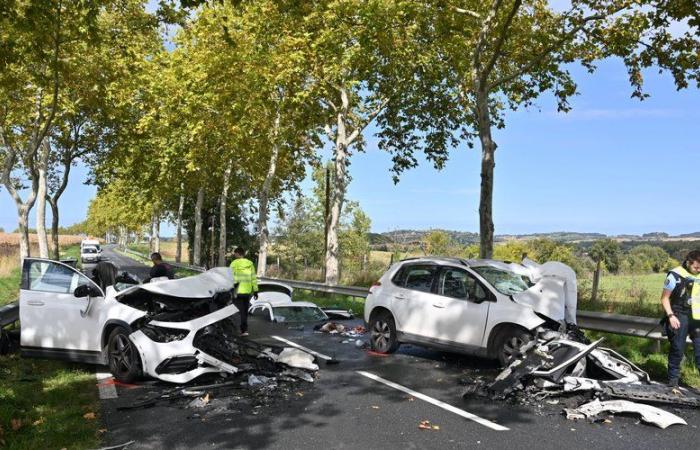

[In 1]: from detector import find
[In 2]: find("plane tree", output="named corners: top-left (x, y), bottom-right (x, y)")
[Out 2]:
top-left (381, 0), bottom-right (699, 258)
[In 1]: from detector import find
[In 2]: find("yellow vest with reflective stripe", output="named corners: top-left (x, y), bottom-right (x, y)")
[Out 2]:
top-left (230, 258), bottom-right (258, 295)
top-left (670, 266), bottom-right (700, 319)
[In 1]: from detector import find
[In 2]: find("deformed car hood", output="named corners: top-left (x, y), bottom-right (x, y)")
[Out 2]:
top-left (116, 267), bottom-right (233, 299)
top-left (511, 277), bottom-right (566, 322)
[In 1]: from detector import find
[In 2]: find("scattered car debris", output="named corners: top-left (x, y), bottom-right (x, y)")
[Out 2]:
top-left (275, 348), bottom-right (320, 371)
top-left (463, 329), bottom-right (700, 428)
top-left (316, 322), bottom-right (346, 334)
top-left (564, 399), bottom-right (687, 429)
top-left (418, 420), bottom-right (440, 431)
top-left (321, 308), bottom-right (354, 320)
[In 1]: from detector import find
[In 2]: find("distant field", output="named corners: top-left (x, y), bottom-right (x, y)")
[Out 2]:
top-left (131, 240), bottom-right (189, 261)
top-left (599, 273), bottom-right (666, 300)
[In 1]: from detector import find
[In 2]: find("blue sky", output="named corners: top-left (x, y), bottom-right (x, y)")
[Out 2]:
top-left (1, 58), bottom-right (698, 237)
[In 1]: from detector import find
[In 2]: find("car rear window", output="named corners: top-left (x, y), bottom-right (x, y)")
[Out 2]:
top-left (392, 264), bottom-right (437, 293)
top-left (471, 266), bottom-right (532, 295)
top-left (272, 306), bottom-right (326, 322)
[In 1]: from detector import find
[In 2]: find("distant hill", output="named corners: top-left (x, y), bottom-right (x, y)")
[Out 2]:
top-left (372, 229), bottom-right (700, 244)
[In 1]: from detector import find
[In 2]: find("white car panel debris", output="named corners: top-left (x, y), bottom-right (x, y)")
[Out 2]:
top-left (564, 399), bottom-right (687, 429)
top-left (276, 347), bottom-right (320, 371)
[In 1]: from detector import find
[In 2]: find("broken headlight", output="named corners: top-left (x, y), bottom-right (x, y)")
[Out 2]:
top-left (140, 324), bottom-right (189, 343)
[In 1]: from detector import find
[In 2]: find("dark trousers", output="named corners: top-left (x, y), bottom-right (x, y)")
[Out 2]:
top-left (666, 312), bottom-right (700, 381)
top-left (233, 295), bottom-right (252, 333)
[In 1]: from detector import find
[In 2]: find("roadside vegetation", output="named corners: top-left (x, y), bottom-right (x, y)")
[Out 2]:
top-left (0, 238), bottom-right (100, 448)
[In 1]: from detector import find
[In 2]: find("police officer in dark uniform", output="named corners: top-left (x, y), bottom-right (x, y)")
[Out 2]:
top-left (661, 250), bottom-right (700, 387)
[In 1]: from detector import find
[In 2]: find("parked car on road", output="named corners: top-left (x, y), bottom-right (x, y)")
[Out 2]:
top-left (19, 258), bottom-right (239, 383)
top-left (80, 239), bottom-right (101, 253)
top-left (364, 257), bottom-right (577, 365)
top-left (80, 245), bottom-right (100, 264)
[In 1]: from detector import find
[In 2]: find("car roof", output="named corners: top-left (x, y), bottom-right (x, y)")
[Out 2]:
top-left (398, 256), bottom-right (525, 269)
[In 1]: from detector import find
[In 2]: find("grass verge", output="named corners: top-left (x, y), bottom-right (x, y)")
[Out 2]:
top-left (586, 331), bottom-right (700, 388)
top-left (0, 355), bottom-right (101, 449)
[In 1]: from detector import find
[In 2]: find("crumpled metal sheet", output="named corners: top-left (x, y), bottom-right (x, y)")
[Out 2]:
top-left (564, 399), bottom-right (687, 429)
top-left (275, 348), bottom-right (319, 371)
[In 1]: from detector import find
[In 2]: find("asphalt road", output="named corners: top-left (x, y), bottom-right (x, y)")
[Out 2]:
top-left (97, 247), bottom-right (700, 450)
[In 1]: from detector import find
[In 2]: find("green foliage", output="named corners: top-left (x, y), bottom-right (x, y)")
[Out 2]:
top-left (590, 238), bottom-right (622, 273)
top-left (422, 230), bottom-right (454, 256)
top-left (622, 244), bottom-right (678, 273)
top-left (273, 162), bottom-right (372, 278)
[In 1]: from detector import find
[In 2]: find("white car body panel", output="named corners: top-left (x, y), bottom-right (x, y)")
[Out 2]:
top-left (130, 304), bottom-right (239, 383)
top-left (364, 257), bottom-right (572, 358)
top-left (20, 258), bottom-right (240, 382)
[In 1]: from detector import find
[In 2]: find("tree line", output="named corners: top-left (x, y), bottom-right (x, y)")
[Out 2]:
top-left (1, 0), bottom-right (697, 282)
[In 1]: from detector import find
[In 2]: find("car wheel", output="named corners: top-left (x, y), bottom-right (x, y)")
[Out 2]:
top-left (107, 327), bottom-right (142, 383)
top-left (495, 328), bottom-right (532, 367)
top-left (369, 311), bottom-right (399, 354)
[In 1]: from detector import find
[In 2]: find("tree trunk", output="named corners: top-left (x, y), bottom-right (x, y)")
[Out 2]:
top-left (175, 189), bottom-right (184, 263)
top-left (218, 162), bottom-right (232, 267)
top-left (209, 215), bottom-right (216, 269)
top-left (152, 213), bottom-right (160, 254)
top-left (193, 187), bottom-right (204, 266)
top-left (475, 87), bottom-right (496, 259)
top-left (36, 139), bottom-right (52, 258)
top-left (17, 206), bottom-right (31, 265)
top-left (257, 114), bottom-right (281, 277)
top-left (47, 156), bottom-right (72, 260)
top-left (592, 259), bottom-right (601, 302)
top-left (49, 199), bottom-right (60, 260)
top-left (325, 89), bottom-right (352, 285)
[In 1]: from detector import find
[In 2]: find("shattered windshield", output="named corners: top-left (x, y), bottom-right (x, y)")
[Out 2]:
top-left (272, 306), bottom-right (327, 323)
top-left (471, 266), bottom-right (532, 295)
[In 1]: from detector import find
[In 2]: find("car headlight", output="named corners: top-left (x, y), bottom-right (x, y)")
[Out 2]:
top-left (140, 324), bottom-right (189, 342)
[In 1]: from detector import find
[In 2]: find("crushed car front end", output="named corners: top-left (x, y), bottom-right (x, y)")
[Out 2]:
top-left (114, 267), bottom-right (242, 383)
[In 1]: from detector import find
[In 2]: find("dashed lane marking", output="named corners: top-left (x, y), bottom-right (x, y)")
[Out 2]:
top-left (270, 335), bottom-right (333, 361)
top-left (357, 370), bottom-right (509, 431)
top-left (96, 371), bottom-right (118, 400)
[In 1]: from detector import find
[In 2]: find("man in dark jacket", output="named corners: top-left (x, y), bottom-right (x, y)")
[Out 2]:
top-left (145, 252), bottom-right (175, 282)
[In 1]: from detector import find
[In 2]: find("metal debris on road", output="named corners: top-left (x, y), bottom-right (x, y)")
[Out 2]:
top-left (463, 328), bottom-right (700, 428)
top-left (564, 399), bottom-right (687, 429)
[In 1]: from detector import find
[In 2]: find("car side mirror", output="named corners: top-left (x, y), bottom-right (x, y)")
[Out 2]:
top-left (74, 284), bottom-right (101, 299)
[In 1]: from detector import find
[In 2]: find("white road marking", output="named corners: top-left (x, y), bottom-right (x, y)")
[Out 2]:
top-left (270, 335), bottom-right (333, 361)
top-left (356, 370), bottom-right (509, 431)
top-left (96, 371), bottom-right (118, 400)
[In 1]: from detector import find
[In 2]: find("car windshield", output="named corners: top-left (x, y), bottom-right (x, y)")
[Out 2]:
top-left (471, 266), bottom-right (532, 295)
top-left (272, 306), bottom-right (326, 322)
top-left (83, 248), bottom-right (97, 254)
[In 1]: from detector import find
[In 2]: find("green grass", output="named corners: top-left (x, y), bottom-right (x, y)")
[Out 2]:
top-left (578, 273), bottom-right (666, 318)
top-left (0, 355), bottom-right (101, 449)
top-left (0, 245), bottom-right (80, 307)
top-left (0, 268), bottom-right (21, 307)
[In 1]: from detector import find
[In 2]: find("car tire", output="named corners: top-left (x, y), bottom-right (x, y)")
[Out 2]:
top-left (369, 311), bottom-right (399, 354)
top-left (495, 327), bottom-right (532, 367)
top-left (107, 327), bottom-right (142, 383)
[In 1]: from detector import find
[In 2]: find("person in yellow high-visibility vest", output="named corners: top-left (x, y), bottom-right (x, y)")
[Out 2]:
top-left (661, 250), bottom-right (700, 387)
top-left (230, 247), bottom-right (258, 337)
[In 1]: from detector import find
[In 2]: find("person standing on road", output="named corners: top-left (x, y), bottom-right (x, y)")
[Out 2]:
top-left (230, 247), bottom-right (258, 337)
top-left (145, 252), bottom-right (175, 282)
top-left (661, 250), bottom-right (700, 387)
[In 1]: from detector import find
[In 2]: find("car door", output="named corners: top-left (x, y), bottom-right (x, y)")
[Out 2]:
top-left (390, 264), bottom-right (441, 338)
top-left (20, 259), bottom-right (105, 357)
top-left (429, 266), bottom-right (491, 348)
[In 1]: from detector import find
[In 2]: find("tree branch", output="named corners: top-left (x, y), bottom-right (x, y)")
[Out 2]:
top-left (489, 12), bottom-right (607, 90)
top-left (473, 0), bottom-right (505, 75)
top-left (479, 0), bottom-right (522, 85)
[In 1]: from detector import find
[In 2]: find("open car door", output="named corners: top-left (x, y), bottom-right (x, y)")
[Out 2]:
top-left (20, 258), bottom-right (105, 363)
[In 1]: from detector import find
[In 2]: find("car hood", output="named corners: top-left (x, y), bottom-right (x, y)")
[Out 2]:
top-left (511, 277), bottom-right (566, 322)
top-left (116, 267), bottom-right (233, 299)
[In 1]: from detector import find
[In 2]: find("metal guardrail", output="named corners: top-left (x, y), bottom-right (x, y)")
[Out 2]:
top-left (118, 248), bottom-right (666, 341)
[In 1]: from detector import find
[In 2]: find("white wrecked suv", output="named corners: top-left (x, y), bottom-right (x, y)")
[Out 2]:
top-left (19, 258), bottom-right (241, 383)
top-left (364, 257), bottom-right (578, 365)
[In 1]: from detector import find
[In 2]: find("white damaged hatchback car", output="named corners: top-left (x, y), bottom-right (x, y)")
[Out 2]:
top-left (19, 258), bottom-right (240, 383)
top-left (364, 257), bottom-right (578, 365)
